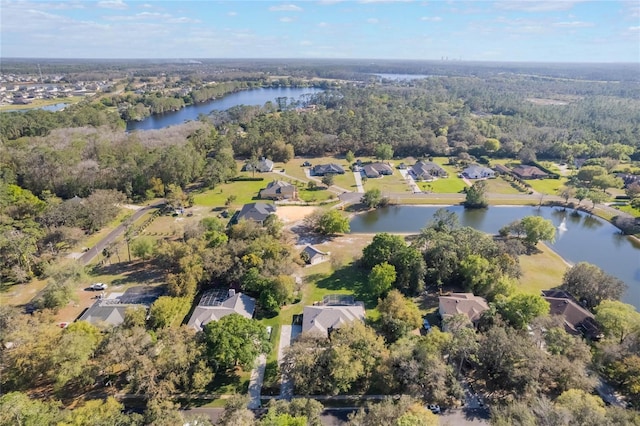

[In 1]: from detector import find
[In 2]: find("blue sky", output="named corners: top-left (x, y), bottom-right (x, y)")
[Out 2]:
top-left (1, 1), bottom-right (638, 62)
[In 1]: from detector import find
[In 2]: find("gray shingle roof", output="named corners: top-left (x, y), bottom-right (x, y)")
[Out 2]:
top-left (236, 202), bottom-right (277, 223)
top-left (302, 302), bottom-right (365, 337)
top-left (187, 292), bottom-right (256, 330)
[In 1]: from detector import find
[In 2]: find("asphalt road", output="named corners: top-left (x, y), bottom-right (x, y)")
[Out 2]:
top-left (78, 200), bottom-right (165, 265)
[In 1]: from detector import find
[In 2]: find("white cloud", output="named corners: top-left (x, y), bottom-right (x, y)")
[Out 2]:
top-left (280, 17), bottom-right (294, 23)
top-left (97, 0), bottom-right (128, 10)
top-left (269, 4), bottom-right (303, 12)
top-left (300, 40), bottom-right (313, 45)
top-left (494, 1), bottom-right (584, 13)
top-left (629, 26), bottom-right (640, 31)
top-left (317, 22), bottom-right (329, 27)
top-left (228, 11), bottom-right (237, 16)
top-left (420, 16), bottom-right (442, 22)
top-left (553, 20), bottom-right (594, 28)
top-left (167, 17), bottom-right (201, 24)
top-left (367, 18), bottom-right (379, 24)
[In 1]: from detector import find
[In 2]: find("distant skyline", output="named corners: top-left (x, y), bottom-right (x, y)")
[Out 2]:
top-left (1, 1), bottom-right (638, 63)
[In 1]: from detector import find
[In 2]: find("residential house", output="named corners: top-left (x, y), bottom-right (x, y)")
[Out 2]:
top-left (493, 164), bottom-right (512, 176)
top-left (302, 295), bottom-right (366, 338)
top-left (511, 165), bottom-right (549, 180)
top-left (438, 293), bottom-right (489, 330)
top-left (187, 289), bottom-right (256, 331)
top-left (78, 299), bottom-right (148, 328)
top-left (363, 162), bottom-right (393, 178)
top-left (233, 202), bottom-right (277, 226)
top-left (242, 157), bottom-right (274, 173)
top-left (312, 163), bottom-right (345, 176)
top-left (462, 164), bottom-right (495, 179)
top-left (615, 173), bottom-right (640, 188)
top-left (259, 180), bottom-right (298, 200)
top-left (541, 290), bottom-right (603, 340)
top-left (411, 161), bottom-right (447, 181)
top-left (301, 245), bottom-right (329, 265)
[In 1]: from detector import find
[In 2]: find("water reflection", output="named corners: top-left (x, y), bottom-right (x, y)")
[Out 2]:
top-left (349, 205), bottom-right (640, 309)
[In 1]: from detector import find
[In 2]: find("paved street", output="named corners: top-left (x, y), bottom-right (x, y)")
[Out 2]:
top-left (77, 200), bottom-right (165, 265)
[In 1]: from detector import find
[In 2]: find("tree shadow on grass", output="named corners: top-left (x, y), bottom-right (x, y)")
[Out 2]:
top-left (314, 262), bottom-right (377, 309)
top-left (90, 260), bottom-right (164, 287)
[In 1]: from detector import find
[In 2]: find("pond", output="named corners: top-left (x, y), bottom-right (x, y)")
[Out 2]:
top-left (349, 205), bottom-right (640, 309)
top-left (126, 87), bottom-right (323, 131)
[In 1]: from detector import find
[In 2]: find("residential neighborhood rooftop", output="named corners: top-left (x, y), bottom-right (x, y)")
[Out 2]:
top-left (187, 289), bottom-right (256, 331)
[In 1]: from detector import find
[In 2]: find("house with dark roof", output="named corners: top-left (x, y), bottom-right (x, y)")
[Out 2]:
top-left (512, 165), bottom-right (548, 180)
top-left (493, 164), bottom-right (512, 176)
top-left (439, 293), bottom-right (489, 330)
top-left (462, 164), bottom-right (495, 179)
top-left (233, 202), bottom-right (277, 226)
top-left (302, 296), bottom-right (365, 337)
top-left (259, 180), bottom-right (298, 200)
top-left (312, 163), bottom-right (345, 176)
top-left (187, 289), bottom-right (256, 331)
top-left (541, 290), bottom-right (603, 340)
top-left (77, 299), bottom-right (147, 328)
top-left (363, 162), bottom-right (393, 178)
top-left (615, 173), bottom-right (640, 188)
top-left (242, 157), bottom-right (274, 173)
top-left (301, 245), bottom-right (329, 265)
top-left (411, 161), bottom-right (447, 180)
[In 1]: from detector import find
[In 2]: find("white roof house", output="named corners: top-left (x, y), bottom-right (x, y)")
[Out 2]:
top-left (463, 164), bottom-right (495, 179)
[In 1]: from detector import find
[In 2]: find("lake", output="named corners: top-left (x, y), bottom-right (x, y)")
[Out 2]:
top-left (350, 205), bottom-right (640, 309)
top-left (126, 87), bottom-right (323, 131)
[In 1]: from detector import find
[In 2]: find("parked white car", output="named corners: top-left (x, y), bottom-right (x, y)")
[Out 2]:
top-left (90, 282), bottom-right (108, 291)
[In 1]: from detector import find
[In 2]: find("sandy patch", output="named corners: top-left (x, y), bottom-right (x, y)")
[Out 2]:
top-left (276, 206), bottom-right (319, 224)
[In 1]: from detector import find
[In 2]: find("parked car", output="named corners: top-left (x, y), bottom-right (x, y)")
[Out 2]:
top-left (423, 318), bottom-right (431, 331)
top-left (90, 282), bottom-right (108, 291)
top-left (428, 404), bottom-right (441, 414)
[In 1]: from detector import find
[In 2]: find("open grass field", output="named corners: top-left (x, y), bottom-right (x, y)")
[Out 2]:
top-left (484, 178), bottom-right (524, 195)
top-left (192, 177), bottom-right (280, 208)
top-left (490, 158), bottom-right (521, 167)
top-left (527, 177), bottom-right (568, 194)
top-left (419, 177), bottom-right (467, 193)
top-left (517, 243), bottom-right (569, 295)
top-left (363, 173), bottom-right (412, 193)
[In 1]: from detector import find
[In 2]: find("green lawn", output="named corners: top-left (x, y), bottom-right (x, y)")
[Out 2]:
top-left (615, 204), bottom-right (640, 218)
top-left (192, 177), bottom-right (280, 208)
top-left (298, 187), bottom-right (336, 203)
top-left (284, 156), bottom-right (356, 190)
top-left (527, 177), bottom-right (568, 195)
top-left (484, 178), bottom-right (523, 195)
top-left (363, 173), bottom-right (411, 194)
top-left (419, 177), bottom-right (467, 194)
top-left (517, 243), bottom-right (569, 295)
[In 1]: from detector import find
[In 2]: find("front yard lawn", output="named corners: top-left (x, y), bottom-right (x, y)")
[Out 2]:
top-left (419, 177), bottom-right (467, 193)
top-left (363, 174), bottom-right (411, 193)
top-left (526, 177), bottom-right (568, 195)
